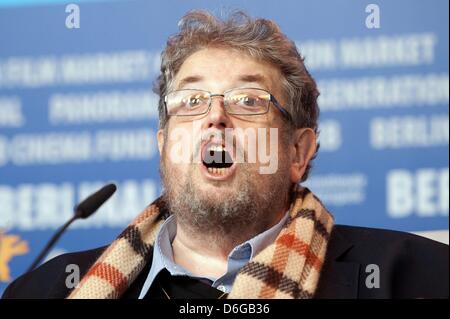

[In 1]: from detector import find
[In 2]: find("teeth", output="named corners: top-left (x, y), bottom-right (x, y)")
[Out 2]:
top-left (208, 145), bottom-right (225, 152)
top-left (206, 167), bottom-right (229, 176)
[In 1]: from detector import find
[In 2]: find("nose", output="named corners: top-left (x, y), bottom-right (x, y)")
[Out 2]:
top-left (203, 95), bottom-right (232, 129)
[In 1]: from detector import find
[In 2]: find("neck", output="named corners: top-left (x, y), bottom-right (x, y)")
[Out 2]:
top-left (171, 208), bottom-right (287, 279)
top-left (172, 224), bottom-right (229, 278)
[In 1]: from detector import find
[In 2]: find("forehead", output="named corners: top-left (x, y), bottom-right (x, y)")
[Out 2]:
top-left (173, 47), bottom-right (283, 93)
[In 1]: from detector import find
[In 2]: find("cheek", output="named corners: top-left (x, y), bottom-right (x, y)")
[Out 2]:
top-left (163, 129), bottom-right (198, 164)
top-left (162, 156), bottom-right (194, 191)
top-left (256, 124), bottom-right (286, 166)
top-left (161, 138), bottom-right (192, 177)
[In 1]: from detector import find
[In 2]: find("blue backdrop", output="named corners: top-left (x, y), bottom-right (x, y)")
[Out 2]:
top-left (0, 0), bottom-right (448, 295)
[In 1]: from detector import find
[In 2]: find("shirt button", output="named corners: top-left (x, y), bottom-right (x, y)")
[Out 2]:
top-left (217, 285), bottom-right (227, 293)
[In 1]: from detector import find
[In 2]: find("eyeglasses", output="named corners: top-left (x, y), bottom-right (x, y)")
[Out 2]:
top-left (164, 87), bottom-right (291, 120)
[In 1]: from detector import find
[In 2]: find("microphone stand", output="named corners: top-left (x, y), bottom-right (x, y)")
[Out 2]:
top-left (25, 183), bottom-right (117, 273)
top-left (26, 215), bottom-right (77, 273)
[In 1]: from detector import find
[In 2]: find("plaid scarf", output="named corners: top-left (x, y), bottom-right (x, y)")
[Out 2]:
top-left (67, 186), bottom-right (334, 299)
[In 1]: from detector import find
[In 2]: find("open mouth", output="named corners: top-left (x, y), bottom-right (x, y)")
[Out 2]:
top-left (201, 143), bottom-right (235, 178)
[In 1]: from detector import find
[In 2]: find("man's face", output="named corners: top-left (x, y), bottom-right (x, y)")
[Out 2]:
top-left (158, 47), bottom-right (294, 237)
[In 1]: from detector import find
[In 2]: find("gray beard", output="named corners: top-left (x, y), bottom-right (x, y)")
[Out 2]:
top-left (160, 161), bottom-right (291, 247)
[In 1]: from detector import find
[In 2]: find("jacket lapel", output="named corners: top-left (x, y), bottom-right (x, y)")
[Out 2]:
top-left (314, 225), bottom-right (360, 299)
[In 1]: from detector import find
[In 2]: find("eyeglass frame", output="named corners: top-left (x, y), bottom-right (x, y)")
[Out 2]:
top-left (164, 87), bottom-right (292, 122)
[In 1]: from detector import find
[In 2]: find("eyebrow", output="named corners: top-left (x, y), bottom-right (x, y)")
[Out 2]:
top-left (176, 75), bottom-right (203, 90)
top-left (175, 73), bottom-right (270, 90)
top-left (237, 74), bottom-right (270, 88)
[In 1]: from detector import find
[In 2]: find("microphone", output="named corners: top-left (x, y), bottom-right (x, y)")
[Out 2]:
top-left (26, 183), bottom-right (117, 273)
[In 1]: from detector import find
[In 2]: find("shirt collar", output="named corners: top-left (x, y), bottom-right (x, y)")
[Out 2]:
top-left (228, 212), bottom-right (290, 260)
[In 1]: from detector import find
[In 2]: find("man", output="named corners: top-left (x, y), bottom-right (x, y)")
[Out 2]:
top-left (2, 10), bottom-right (448, 299)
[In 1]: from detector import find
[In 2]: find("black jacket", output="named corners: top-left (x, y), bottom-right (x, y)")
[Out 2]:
top-left (2, 225), bottom-right (448, 299)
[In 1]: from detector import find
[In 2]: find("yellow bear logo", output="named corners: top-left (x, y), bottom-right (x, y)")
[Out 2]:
top-left (0, 231), bottom-right (29, 282)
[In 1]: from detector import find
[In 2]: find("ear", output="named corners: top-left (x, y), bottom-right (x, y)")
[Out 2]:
top-left (289, 128), bottom-right (317, 184)
top-left (157, 129), bottom-right (165, 156)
